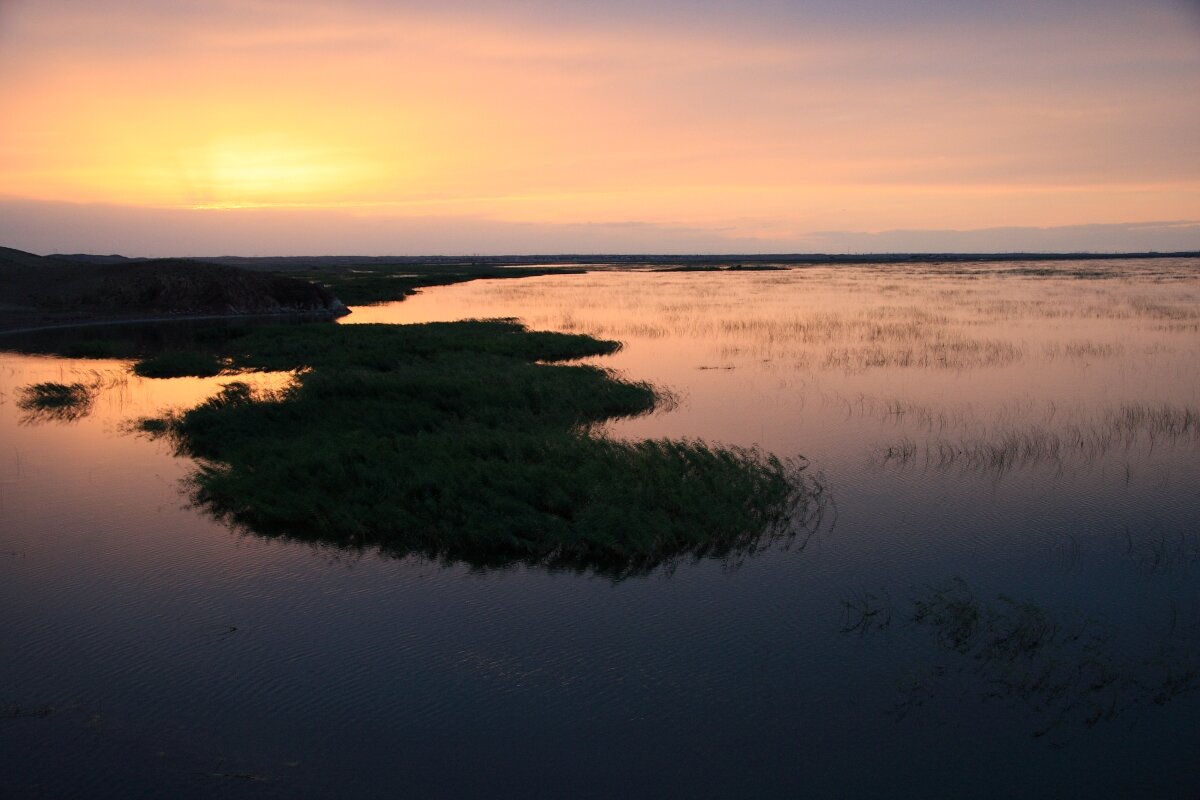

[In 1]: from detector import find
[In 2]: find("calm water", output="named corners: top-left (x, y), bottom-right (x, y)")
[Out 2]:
top-left (2, 259), bottom-right (1199, 797)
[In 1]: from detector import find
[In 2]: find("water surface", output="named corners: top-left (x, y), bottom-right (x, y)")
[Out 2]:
top-left (3, 259), bottom-right (1199, 797)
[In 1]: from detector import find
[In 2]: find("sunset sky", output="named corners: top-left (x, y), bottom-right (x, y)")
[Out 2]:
top-left (2, 0), bottom-right (1198, 255)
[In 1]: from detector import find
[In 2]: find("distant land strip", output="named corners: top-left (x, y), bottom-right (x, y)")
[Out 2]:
top-left (3, 244), bottom-right (1197, 334)
top-left (47, 250), bottom-right (1200, 270)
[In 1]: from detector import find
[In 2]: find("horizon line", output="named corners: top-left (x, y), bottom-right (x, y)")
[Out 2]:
top-left (24, 247), bottom-right (1200, 262)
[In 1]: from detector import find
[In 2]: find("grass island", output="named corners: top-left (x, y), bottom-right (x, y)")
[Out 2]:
top-left (135, 320), bottom-right (814, 575)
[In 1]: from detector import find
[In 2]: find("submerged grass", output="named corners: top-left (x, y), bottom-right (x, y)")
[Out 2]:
top-left (845, 578), bottom-right (1200, 739)
top-left (139, 320), bottom-right (811, 575)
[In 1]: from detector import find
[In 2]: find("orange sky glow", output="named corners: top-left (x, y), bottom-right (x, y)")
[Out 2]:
top-left (1, 0), bottom-right (1198, 254)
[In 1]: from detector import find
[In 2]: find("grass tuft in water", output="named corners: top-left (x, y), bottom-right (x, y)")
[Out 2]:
top-left (139, 320), bottom-right (813, 575)
top-left (16, 381), bottom-right (96, 422)
top-left (847, 578), bottom-right (1200, 740)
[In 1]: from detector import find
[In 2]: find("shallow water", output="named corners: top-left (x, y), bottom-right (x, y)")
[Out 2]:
top-left (3, 259), bottom-right (1200, 797)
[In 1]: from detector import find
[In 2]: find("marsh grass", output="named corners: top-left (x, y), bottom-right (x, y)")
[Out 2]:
top-left (300, 263), bottom-right (586, 305)
top-left (0, 317), bottom-right (273, 365)
top-left (138, 320), bottom-right (814, 576)
top-left (535, 284), bottom-right (1057, 370)
top-left (132, 350), bottom-right (226, 378)
top-left (848, 578), bottom-right (1200, 738)
top-left (58, 339), bottom-right (139, 359)
top-left (1121, 524), bottom-right (1200, 576)
top-left (877, 403), bottom-right (1200, 474)
top-left (15, 381), bottom-right (96, 422)
top-left (470, 265), bottom-right (1198, 381)
top-left (841, 590), bottom-right (893, 635)
top-left (820, 335), bottom-right (1021, 370)
top-left (1042, 341), bottom-right (1125, 360)
top-left (971, 291), bottom-right (1200, 324)
top-left (569, 302), bottom-right (1025, 371)
top-left (17, 381), bottom-right (92, 408)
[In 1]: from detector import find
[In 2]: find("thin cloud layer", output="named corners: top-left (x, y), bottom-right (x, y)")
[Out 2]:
top-left (2, 198), bottom-right (1196, 256)
top-left (1, 0), bottom-right (1197, 252)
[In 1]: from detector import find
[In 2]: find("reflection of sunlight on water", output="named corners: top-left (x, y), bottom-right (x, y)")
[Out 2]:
top-left (0, 354), bottom-right (297, 513)
top-left (0, 354), bottom-right (296, 420)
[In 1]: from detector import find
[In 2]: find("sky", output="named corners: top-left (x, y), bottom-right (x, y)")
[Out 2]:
top-left (1, 0), bottom-right (1198, 255)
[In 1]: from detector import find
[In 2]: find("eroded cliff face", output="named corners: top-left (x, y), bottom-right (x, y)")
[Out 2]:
top-left (0, 247), bottom-right (348, 329)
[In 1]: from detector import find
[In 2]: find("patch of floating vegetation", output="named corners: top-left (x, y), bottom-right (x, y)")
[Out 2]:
top-left (843, 578), bottom-right (1200, 740)
top-left (137, 320), bottom-right (824, 577)
top-left (15, 381), bottom-right (97, 422)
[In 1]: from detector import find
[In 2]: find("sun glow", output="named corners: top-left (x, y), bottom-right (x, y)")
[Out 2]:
top-left (180, 137), bottom-right (371, 209)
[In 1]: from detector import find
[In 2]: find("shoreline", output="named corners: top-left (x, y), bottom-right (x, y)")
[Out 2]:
top-left (0, 307), bottom-right (350, 337)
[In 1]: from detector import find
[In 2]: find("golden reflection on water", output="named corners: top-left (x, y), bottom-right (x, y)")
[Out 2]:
top-left (345, 261), bottom-right (1200, 477)
top-left (0, 355), bottom-right (296, 423)
top-left (0, 355), bottom-right (296, 536)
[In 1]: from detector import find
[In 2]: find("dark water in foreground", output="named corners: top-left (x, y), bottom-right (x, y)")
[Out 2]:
top-left (2, 259), bottom-right (1199, 797)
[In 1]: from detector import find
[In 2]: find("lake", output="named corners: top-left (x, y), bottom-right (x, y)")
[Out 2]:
top-left (2, 258), bottom-right (1198, 797)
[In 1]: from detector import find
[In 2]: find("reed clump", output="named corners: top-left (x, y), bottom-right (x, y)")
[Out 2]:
top-left (15, 381), bottom-right (96, 422)
top-left (879, 403), bottom-right (1200, 473)
top-left (139, 320), bottom-right (810, 574)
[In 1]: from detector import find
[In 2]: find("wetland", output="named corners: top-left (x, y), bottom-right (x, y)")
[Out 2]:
top-left (1, 256), bottom-right (1198, 797)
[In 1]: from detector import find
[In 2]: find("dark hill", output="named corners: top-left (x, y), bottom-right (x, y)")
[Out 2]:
top-left (0, 247), bottom-right (347, 332)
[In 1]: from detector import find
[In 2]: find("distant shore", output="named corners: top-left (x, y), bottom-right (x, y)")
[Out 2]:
top-left (52, 250), bottom-right (1200, 271)
top-left (3, 245), bottom-right (1196, 336)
